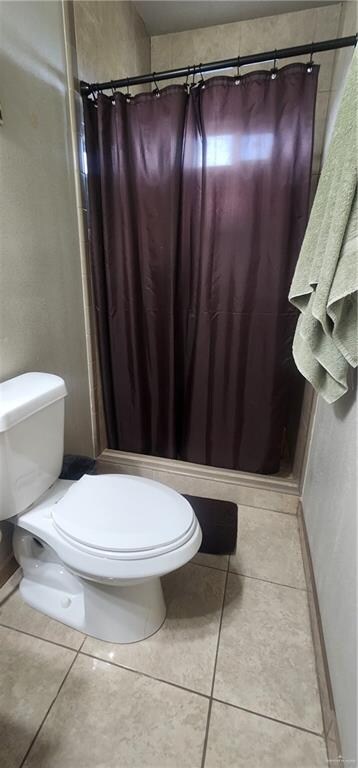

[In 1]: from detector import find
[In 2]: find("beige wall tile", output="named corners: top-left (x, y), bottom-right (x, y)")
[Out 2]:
top-left (151, 468), bottom-right (298, 514)
top-left (151, 5), bottom-right (341, 95)
top-left (74, 0), bottom-right (150, 91)
top-left (313, 91), bottom-right (330, 174)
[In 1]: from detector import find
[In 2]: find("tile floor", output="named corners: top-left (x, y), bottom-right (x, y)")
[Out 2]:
top-left (0, 502), bottom-right (328, 768)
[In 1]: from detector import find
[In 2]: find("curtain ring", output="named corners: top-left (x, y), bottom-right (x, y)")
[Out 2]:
top-left (307, 42), bottom-right (314, 73)
top-left (271, 50), bottom-right (278, 80)
top-left (90, 85), bottom-right (98, 104)
top-left (199, 63), bottom-right (205, 89)
top-left (126, 78), bottom-right (131, 103)
top-left (235, 56), bottom-right (241, 85)
top-left (153, 72), bottom-right (161, 97)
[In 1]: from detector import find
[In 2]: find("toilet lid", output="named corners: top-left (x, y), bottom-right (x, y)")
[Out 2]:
top-left (51, 474), bottom-right (195, 555)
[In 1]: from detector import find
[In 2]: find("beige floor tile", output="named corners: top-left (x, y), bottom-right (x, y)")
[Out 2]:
top-left (192, 552), bottom-right (229, 571)
top-left (0, 567), bottom-right (21, 605)
top-left (230, 505), bottom-right (306, 588)
top-left (214, 574), bottom-right (322, 732)
top-left (83, 563), bottom-right (226, 694)
top-left (0, 588), bottom-right (85, 650)
top-left (206, 701), bottom-right (328, 768)
top-left (23, 654), bottom-right (209, 768)
top-left (0, 626), bottom-right (75, 768)
top-left (234, 487), bottom-right (299, 515)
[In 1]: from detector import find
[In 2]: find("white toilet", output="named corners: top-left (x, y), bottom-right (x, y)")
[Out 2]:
top-left (0, 372), bottom-right (202, 643)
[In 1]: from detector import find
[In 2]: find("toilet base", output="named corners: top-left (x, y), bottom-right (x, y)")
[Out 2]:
top-left (20, 572), bottom-right (166, 643)
top-left (14, 527), bottom-right (167, 643)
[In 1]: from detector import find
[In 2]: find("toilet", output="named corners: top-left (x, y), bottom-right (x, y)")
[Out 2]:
top-left (0, 372), bottom-right (202, 643)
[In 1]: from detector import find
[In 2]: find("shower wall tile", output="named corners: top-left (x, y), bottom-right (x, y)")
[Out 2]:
top-left (151, 468), bottom-right (298, 514)
top-left (97, 459), bottom-right (154, 480)
top-left (236, 487), bottom-right (298, 515)
top-left (313, 91), bottom-right (331, 174)
top-left (73, 1), bottom-right (151, 91)
top-left (151, 4), bottom-right (341, 94)
top-left (310, 173), bottom-right (320, 209)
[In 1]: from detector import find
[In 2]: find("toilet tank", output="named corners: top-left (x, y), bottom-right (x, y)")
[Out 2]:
top-left (0, 373), bottom-right (67, 520)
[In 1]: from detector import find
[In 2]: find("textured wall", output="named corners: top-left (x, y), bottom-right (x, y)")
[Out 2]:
top-left (302, 4), bottom-right (357, 763)
top-left (0, 0), bottom-right (94, 569)
top-left (73, 0), bottom-right (150, 91)
top-left (0, 0), bottom-right (92, 454)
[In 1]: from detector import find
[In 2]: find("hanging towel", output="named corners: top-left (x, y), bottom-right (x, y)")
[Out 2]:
top-left (289, 48), bottom-right (358, 403)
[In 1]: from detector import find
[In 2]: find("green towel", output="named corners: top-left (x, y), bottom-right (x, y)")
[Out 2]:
top-left (289, 48), bottom-right (358, 403)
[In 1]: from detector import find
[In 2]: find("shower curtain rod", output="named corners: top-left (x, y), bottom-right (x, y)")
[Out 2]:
top-left (80, 34), bottom-right (357, 94)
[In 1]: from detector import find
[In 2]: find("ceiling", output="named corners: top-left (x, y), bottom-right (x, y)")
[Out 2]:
top-left (133, 0), bottom-right (336, 36)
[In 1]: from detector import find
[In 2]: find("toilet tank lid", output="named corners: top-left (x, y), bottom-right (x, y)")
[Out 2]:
top-left (0, 372), bottom-right (67, 432)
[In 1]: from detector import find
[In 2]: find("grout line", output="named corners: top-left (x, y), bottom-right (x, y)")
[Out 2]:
top-left (227, 569), bottom-right (309, 593)
top-left (200, 699), bottom-right (213, 768)
top-left (78, 650), bottom-right (211, 701)
top-left (240, 504), bottom-right (297, 517)
top-left (226, 568), bottom-right (308, 592)
top-left (19, 635), bottom-right (87, 767)
top-left (0, 621), bottom-right (83, 653)
top-left (209, 570), bottom-right (229, 698)
top-left (191, 559), bottom-right (229, 574)
top-left (212, 697), bottom-right (325, 740)
top-left (191, 557), bottom-right (307, 592)
top-left (200, 561), bottom-right (230, 767)
top-left (0, 585), bottom-right (21, 609)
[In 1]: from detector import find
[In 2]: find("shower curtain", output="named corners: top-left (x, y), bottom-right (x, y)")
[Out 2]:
top-left (84, 63), bottom-right (318, 473)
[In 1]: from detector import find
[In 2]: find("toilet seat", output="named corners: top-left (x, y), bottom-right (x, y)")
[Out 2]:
top-left (51, 474), bottom-right (196, 560)
top-left (17, 476), bottom-right (202, 583)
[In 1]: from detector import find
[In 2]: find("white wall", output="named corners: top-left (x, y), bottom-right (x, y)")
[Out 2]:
top-left (0, 0), bottom-right (92, 455)
top-left (303, 384), bottom-right (357, 762)
top-left (302, 5), bottom-right (357, 761)
top-left (0, 1), bottom-right (93, 566)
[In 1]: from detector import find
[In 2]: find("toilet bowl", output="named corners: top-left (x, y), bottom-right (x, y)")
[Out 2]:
top-left (0, 373), bottom-right (202, 643)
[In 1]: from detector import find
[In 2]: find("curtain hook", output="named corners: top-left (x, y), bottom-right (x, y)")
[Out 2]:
top-left (235, 55), bottom-right (242, 85)
top-left (191, 65), bottom-right (196, 87)
top-left (184, 66), bottom-right (190, 93)
top-left (152, 72), bottom-right (161, 97)
top-left (90, 85), bottom-right (99, 105)
top-left (307, 42), bottom-right (314, 73)
top-left (199, 63), bottom-right (205, 89)
top-left (271, 50), bottom-right (278, 79)
top-left (126, 78), bottom-right (131, 103)
top-left (111, 81), bottom-right (117, 104)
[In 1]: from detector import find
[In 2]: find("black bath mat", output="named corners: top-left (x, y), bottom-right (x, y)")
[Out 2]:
top-left (183, 495), bottom-right (238, 555)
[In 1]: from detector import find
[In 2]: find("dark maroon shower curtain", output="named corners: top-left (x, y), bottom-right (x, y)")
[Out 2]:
top-left (84, 64), bottom-right (318, 473)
